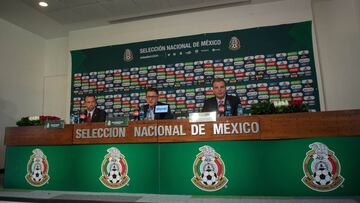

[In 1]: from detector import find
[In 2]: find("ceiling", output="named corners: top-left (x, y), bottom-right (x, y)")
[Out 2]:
top-left (0, 0), bottom-right (280, 39)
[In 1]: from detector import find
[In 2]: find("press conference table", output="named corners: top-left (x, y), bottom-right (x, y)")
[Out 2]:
top-left (4, 110), bottom-right (360, 196)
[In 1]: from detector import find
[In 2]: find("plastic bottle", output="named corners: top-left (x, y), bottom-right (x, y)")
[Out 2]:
top-left (72, 112), bottom-right (80, 124)
top-left (237, 103), bottom-right (243, 116)
top-left (225, 101), bottom-right (232, 116)
top-left (139, 108), bottom-right (145, 121)
top-left (76, 113), bottom-right (81, 123)
top-left (70, 113), bottom-right (75, 124)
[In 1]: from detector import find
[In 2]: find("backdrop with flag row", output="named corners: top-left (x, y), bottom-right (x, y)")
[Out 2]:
top-left (71, 21), bottom-right (320, 118)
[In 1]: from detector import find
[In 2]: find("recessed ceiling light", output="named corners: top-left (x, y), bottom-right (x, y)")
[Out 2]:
top-left (38, 1), bottom-right (48, 7)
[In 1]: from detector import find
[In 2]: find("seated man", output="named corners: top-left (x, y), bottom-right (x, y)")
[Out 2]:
top-left (202, 78), bottom-right (240, 116)
top-left (140, 87), bottom-right (173, 120)
top-left (83, 94), bottom-right (106, 122)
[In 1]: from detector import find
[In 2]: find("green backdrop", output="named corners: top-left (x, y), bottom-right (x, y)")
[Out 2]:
top-left (70, 21), bottom-right (320, 118)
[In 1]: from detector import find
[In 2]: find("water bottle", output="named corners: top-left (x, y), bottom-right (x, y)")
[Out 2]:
top-left (76, 113), bottom-right (81, 123)
top-left (139, 108), bottom-right (145, 121)
top-left (70, 113), bottom-right (75, 124)
top-left (237, 103), bottom-right (243, 116)
top-left (71, 113), bottom-right (79, 124)
top-left (225, 101), bottom-right (232, 116)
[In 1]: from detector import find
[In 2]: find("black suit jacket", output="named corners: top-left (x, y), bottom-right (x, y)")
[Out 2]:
top-left (202, 95), bottom-right (240, 116)
top-left (85, 108), bottom-right (106, 122)
top-left (141, 102), bottom-right (174, 120)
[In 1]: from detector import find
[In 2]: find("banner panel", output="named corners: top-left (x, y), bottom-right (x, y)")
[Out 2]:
top-left (5, 137), bottom-right (360, 195)
top-left (159, 137), bottom-right (360, 195)
top-left (4, 144), bottom-right (159, 193)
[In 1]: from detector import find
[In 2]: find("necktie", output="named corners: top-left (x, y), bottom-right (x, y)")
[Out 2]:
top-left (86, 112), bottom-right (92, 122)
top-left (218, 100), bottom-right (224, 107)
top-left (147, 109), bottom-right (154, 120)
top-left (218, 100), bottom-right (225, 115)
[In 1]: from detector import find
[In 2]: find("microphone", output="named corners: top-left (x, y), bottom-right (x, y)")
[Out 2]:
top-left (79, 110), bottom-right (86, 123)
top-left (218, 104), bottom-right (225, 114)
top-left (217, 99), bottom-right (225, 117)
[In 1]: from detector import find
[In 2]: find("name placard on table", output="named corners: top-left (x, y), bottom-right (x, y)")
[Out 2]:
top-left (45, 120), bottom-right (65, 129)
top-left (188, 112), bottom-right (217, 123)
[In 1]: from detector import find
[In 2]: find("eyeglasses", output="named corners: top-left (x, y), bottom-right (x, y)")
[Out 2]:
top-left (146, 96), bottom-right (158, 99)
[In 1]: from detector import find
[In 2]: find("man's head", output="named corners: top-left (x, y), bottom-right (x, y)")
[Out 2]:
top-left (84, 95), bottom-right (96, 111)
top-left (212, 78), bottom-right (226, 99)
top-left (146, 87), bottom-right (159, 108)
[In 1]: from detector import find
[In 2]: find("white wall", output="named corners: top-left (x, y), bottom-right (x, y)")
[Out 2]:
top-left (43, 37), bottom-right (69, 121)
top-left (312, 0), bottom-right (360, 110)
top-left (0, 18), bottom-right (46, 169)
top-left (69, 0), bottom-right (313, 50)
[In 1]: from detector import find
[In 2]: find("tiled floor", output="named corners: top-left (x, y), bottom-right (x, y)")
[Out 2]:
top-left (0, 173), bottom-right (359, 203)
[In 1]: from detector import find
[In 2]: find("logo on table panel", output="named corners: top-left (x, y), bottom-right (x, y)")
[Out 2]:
top-left (123, 49), bottom-right (134, 62)
top-left (228, 36), bottom-right (241, 51)
top-left (302, 142), bottom-right (344, 192)
top-left (192, 145), bottom-right (228, 191)
top-left (100, 147), bottom-right (130, 189)
top-left (25, 148), bottom-right (50, 187)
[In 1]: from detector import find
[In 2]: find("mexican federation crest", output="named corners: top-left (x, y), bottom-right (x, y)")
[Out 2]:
top-left (302, 142), bottom-right (344, 192)
top-left (123, 48), bottom-right (134, 62)
top-left (99, 147), bottom-right (130, 189)
top-left (191, 145), bottom-right (228, 191)
top-left (25, 148), bottom-right (50, 187)
top-left (228, 36), bottom-right (241, 51)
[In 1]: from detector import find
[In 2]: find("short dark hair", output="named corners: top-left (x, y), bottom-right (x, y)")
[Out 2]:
top-left (146, 87), bottom-right (158, 95)
top-left (84, 94), bottom-right (96, 100)
top-left (212, 78), bottom-right (226, 86)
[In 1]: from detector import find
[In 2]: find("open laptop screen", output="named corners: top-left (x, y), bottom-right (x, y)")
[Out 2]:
top-left (155, 105), bottom-right (168, 113)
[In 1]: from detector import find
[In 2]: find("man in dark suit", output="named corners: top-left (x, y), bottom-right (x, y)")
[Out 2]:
top-left (83, 95), bottom-right (106, 122)
top-left (202, 78), bottom-right (240, 116)
top-left (140, 87), bottom-right (173, 120)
